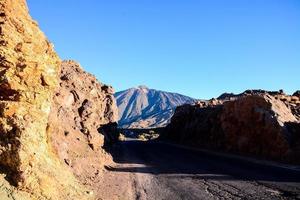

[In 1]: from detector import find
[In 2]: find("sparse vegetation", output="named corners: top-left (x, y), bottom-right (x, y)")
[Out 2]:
top-left (119, 128), bottom-right (161, 141)
top-left (138, 134), bottom-right (147, 141)
top-left (118, 133), bottom-right (126, 141)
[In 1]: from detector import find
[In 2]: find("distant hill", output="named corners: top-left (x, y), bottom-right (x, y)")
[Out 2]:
top-left (115, 86), bottom-right (195, 128)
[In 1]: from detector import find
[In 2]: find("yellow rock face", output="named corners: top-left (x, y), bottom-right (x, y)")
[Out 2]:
top-left (0, 0), bottom-right (91, 199)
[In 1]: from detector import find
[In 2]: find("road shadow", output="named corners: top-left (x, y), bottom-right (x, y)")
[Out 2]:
top-left (106, 140), bottom-right (300, 183)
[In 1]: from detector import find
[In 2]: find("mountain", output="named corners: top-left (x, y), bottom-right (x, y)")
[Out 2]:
top-left (115, 86), bottom-right (196, 128)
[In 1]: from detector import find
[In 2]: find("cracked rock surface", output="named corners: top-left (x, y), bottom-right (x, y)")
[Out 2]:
top-left (0, 1), bottom-right (118, 199)
top-left (49, 60), bottom-right (118, 188)
top-left (162, 91), bottom-right (300, 164)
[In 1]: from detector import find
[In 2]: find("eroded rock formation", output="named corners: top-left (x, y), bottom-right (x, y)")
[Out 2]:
top-left (49, 60), bottom-right (118, 186)
top-left (0, 0), bottom-right (118, 199)
top-left (162, 91), bottom-right (300, 163)
top-left (221, 94), bottom-right (297, 159)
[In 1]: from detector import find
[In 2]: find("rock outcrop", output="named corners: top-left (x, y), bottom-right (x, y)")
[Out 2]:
top-left (221, 94), bottom-right (297, 159)
top-left (162, 91), bottom-right (300, 163)
top-left (0, 0), bottom-right (118, 199)
top-left (49, 60), bottom-right (118, 186)
top-left (293, 91), bottom-right (300, 97)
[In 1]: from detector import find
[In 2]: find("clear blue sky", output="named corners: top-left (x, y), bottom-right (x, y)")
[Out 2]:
top-left (27, 0), bottom-right (300, 99)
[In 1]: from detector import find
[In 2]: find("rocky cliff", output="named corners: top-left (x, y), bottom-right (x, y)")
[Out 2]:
top-left (162, 91), bottom-right (300, 163)
top-left (0, 0), bottom-right (118, 199)
top-left (49, 60), bottom-right (118, 188)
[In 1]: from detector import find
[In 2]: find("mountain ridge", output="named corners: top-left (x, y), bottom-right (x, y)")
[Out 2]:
top-left (115, 86), bottom-right (195, 128)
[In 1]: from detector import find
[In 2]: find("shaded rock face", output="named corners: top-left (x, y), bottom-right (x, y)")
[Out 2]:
top-left (163, 92), bottom-right (300, 163)
top-left (0, 0), bottom-right (118, 199)
top-left (293, 91), bottom-right (300, 97)
top-left (49, 60), bottom-right (118, 183)
top-left (221, 95), bottom-right (297, 159)
top-left (162, 104), bottom-right (225, 149)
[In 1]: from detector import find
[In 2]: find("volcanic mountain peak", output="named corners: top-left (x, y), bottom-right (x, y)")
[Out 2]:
top-left (136, 85), bottom-right (149, 93)
top-left (115, 86), bottom-right (195, 128)
top-left (137, 85), bottom-right (149, 89)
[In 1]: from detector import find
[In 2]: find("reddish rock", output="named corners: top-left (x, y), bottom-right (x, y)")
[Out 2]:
top-left (0, 0), bottom-right (119, 199)
top-left (221, 94), bottom-right (297, 159)
top-left (0, 0), bottom-right (96, 199)
top-left (48, 60), bottom-right (118, 182)
top-left (162, 91), bottom-right (300, 163)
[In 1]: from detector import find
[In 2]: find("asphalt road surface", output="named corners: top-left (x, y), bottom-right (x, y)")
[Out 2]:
top-left (106, 140), bottom-right (300, 200)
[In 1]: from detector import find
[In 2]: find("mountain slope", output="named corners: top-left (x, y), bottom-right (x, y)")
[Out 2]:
top-left (115, 86), bottom-right (195, 128)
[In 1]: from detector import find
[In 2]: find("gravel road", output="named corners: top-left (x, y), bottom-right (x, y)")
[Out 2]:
top-left (104, 140), bottom-right (300, 200)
